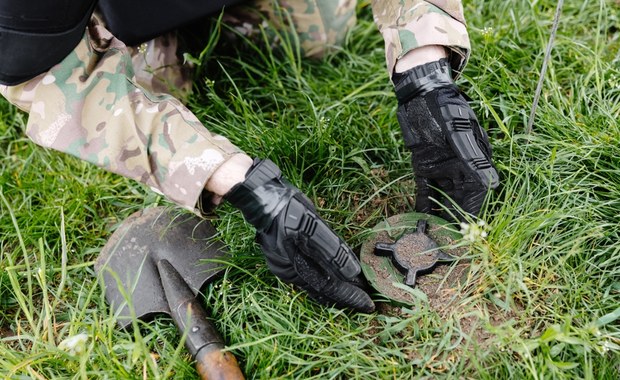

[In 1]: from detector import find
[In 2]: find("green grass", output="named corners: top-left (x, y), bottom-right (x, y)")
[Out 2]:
top-left (1, 0), bottom-right (619, 378)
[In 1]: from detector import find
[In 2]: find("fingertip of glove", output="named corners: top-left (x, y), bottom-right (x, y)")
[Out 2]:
top-left (358, 299), bottom-right (376, 314)
top-left (333, 282), bottom-right (376, 314)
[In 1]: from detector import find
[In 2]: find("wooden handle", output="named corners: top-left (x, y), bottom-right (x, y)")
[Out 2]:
top-left (195, 345), bottom-right (245, 380)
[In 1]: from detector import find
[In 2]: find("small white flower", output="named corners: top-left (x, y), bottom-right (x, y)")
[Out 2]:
top-left (460, 220), bottom-right (490, 243)
top-left (137, 43), bottom-right (148, 54)
top-left (59, 333), bottom-right (89, 356)
top-left (599, 340), bottom-right (620, 353)
top-left (481, 27), bottom-right (494, 38)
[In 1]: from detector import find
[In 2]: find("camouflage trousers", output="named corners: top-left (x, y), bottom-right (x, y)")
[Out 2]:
top-left (0, 0), bottom-right (357, 211)
top-left (132, 0), bottom-right (358, 100)
top-left (371, 0), bottom-right (470, 76)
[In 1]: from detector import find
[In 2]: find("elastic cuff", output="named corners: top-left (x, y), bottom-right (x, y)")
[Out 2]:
top-left (224, 158), bottom-right (295, 232)
top-left (392, 58), bottom-right (454, 104)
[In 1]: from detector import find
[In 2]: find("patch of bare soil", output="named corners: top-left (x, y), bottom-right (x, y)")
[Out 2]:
top-left (0, 325), bottom-right (14, 338)
top-left (0, 323), bottom-right (17, 350)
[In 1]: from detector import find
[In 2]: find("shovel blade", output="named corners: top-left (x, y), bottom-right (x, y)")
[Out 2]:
top-left (95, 207), bottom-right (227, 329)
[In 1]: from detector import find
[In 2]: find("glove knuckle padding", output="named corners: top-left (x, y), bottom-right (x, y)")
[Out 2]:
top-left (260, 195), bottom-right (361, 280)
top-left (281, 196), bottom-right (361, 279)
top-left (437, 97), bottom-right (498, 189)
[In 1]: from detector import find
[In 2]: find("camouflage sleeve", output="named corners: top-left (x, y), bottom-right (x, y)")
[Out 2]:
top-left (0, 17), bottom-right (243, 211)
top-left (371, 0), bottom-right (471, 76)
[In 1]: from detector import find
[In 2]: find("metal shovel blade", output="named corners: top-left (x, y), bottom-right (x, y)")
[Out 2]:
top-left (94, 207), bottom-right (227, 329)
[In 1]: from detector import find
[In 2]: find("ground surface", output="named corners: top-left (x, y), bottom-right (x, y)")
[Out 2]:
top-left (1, 1), bottom-right (619, 378)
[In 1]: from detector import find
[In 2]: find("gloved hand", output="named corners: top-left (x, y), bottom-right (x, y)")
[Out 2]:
top-left (224, 158), bottom-right (375, 313)
top-left (393, 59), bottom-right (499, 220)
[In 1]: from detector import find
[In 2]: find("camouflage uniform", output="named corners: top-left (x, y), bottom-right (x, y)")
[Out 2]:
top-left (1, 16), bottom-right (245, 209)
top-left (371, 0), bottom-right (470, 76)
top-left (225, 0), bottom-right (357, 58)
top-left (0, 1), bottom-right (356, 211)
top-left (130, 0), bottom-right (358, 100)
top-left (0, 0), bottom-right (468, 211)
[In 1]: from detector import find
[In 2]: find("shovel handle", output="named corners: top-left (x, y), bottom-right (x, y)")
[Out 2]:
top-left (196, 344), bottom-right (245, 380)
top-left (157, 259), bottom-right (245, 379)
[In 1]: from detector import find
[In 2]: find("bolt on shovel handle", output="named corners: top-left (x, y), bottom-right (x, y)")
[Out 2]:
top-left (175, 296), bottom-right (245, 380)
top-left (158, 259), bottom-right (244, 380)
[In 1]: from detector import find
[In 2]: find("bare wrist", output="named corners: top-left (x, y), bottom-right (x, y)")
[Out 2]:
top-left (395, 45), bottom-right (448, 73)
top-left (205, 153), bottom-right (253, 204)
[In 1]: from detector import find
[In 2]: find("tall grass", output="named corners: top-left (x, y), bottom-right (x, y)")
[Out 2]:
top-left (1, 0), bottom-right (619, 378)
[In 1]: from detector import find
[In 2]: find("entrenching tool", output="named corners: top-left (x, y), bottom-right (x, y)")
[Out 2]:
top-left (95, 207), bottom-right (244, 379)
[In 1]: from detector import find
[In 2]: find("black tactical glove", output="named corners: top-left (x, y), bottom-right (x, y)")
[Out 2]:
top-left (393, 59), bottom-right (499, 220)
top-left (225, 159), bottom-right (375, 313)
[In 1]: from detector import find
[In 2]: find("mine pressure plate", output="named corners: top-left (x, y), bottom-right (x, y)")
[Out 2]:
top-left (360, 212), bottom-right (467, 306)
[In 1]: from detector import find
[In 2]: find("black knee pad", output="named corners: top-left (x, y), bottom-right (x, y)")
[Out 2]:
top-left (0, 0), bottom-right (96, 85)
top-left (98, 0), bottom-right (245, 46)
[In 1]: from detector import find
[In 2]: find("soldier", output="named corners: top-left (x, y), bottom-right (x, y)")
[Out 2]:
top-left (0, 0), bottom-right (497, 313)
